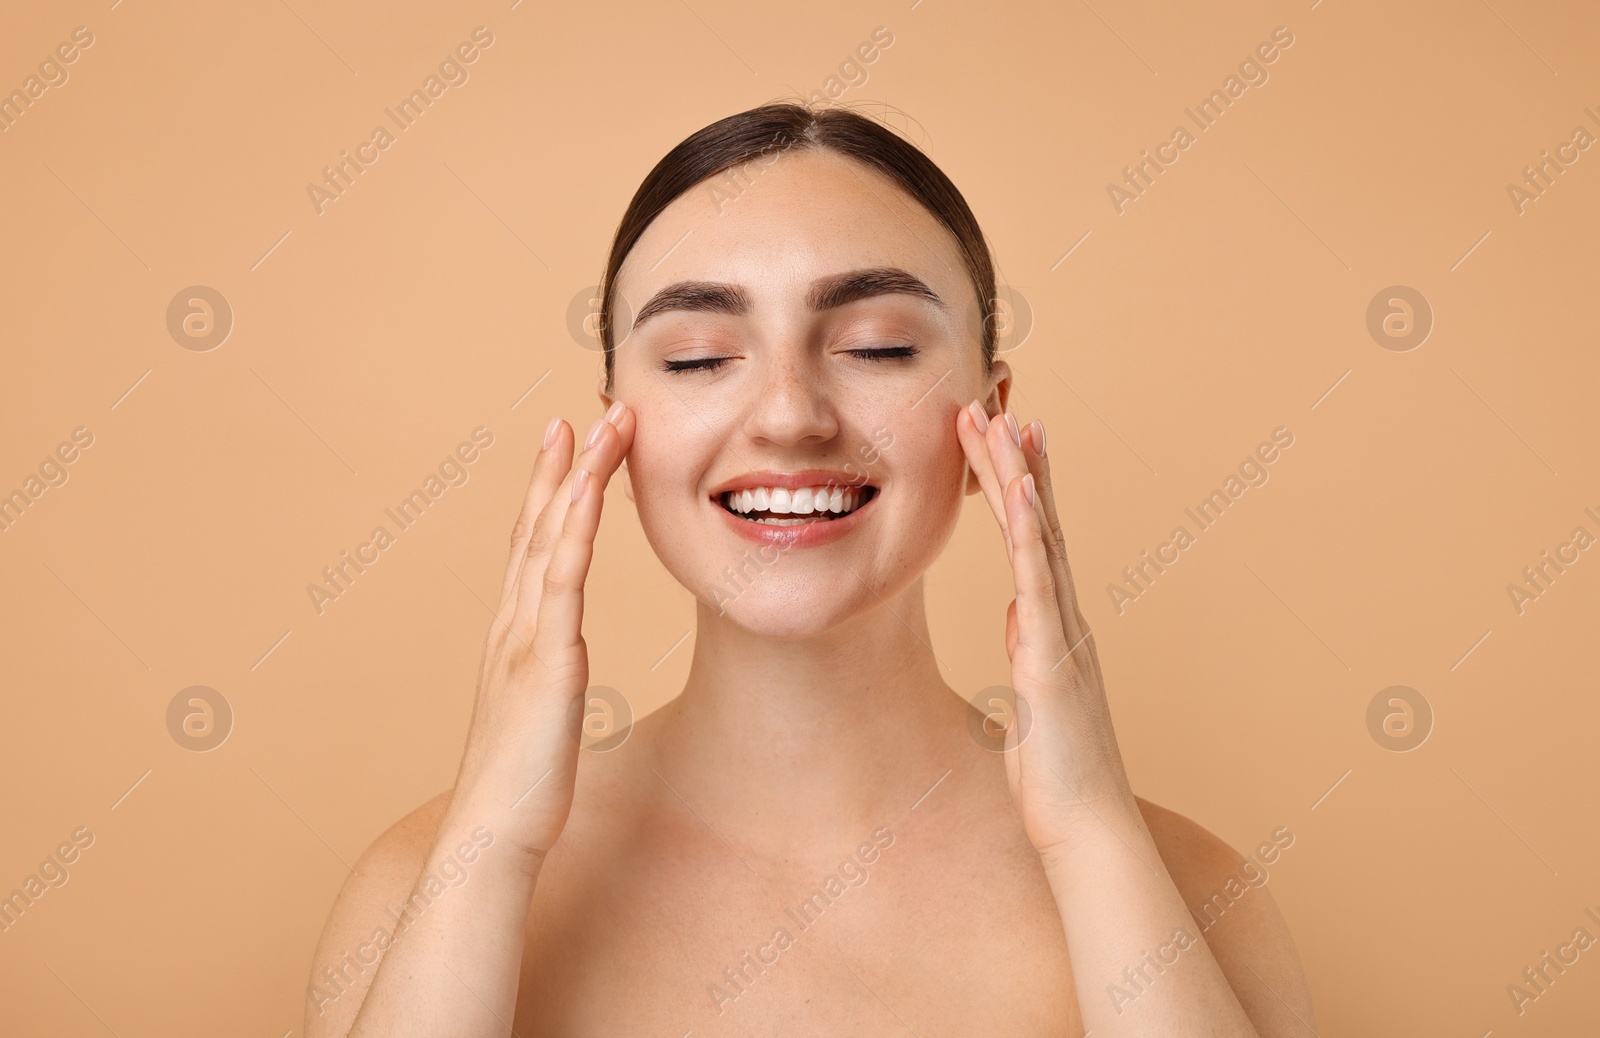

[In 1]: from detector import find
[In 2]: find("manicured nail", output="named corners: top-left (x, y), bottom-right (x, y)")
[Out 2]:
top-left (572, 468), bottom-right (590, 502)
top-left (1022, 473), bottom-right (1036, 507)
top-left (968, 400), bottom-right (989, 433)
top-left (584, 417), bottom-right (605, 450)
top-left (1004, 412), bottom-right (1021, 447)
top-left (543, 416), bottom-right (560, 451)
top-left (604, 400), bottom-right (625, 424)
top-left (1029, 420), bottom-right (1046, 457)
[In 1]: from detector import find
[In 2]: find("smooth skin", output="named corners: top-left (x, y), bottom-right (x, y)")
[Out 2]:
top-left (305, 148), bottom-right (1314, 1036)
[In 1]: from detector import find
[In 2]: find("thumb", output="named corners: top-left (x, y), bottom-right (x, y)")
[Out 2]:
top-left (1006, 598), bottom-right (1019, 660)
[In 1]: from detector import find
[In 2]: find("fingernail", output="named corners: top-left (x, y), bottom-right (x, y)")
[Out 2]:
top-left (572, 468), bottom-right (590, 502)
top-left (604, 400), bottom-right (625, 424)
top-left (543, 416), bottom-right (560, 451)
top-left (1022, 473), bottom-right (1036, 507)
top-left (968, 400), bottom-right (989, 433)
top-left (1029, 420), bottom-right (1046, 456)
top-left (584, 417), bottom-right (606, 450)
top-left (1004, 412), bottom-right (1021, 447)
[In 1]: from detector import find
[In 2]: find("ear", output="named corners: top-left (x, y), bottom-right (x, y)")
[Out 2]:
top-left (597, 375), bottom-right (635, 503)
top-left (964, 359), bottom-right (1014, 496)
top-left (988, 359), bottom-right (1013, 416)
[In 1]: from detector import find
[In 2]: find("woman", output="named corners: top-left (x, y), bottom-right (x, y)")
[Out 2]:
top-left (305, 102), bottom-right (1314, 1036)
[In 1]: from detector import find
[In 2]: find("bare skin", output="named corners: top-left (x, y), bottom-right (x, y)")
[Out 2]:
top-left (305, 148), bottom-right (1315, 1036)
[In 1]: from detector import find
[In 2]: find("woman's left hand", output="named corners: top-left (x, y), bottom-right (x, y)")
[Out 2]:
top-left (956, 401), bottom-right (1140, 860)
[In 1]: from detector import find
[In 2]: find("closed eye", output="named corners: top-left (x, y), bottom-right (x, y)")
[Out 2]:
top-left (662, 356), bottom-right (732, 373)
top-left (662, 345), bottom-right (919, 374)
top-left (848, 345), bottom-right (920, 362)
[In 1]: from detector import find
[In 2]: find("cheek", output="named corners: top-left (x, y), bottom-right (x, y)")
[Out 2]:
top-left (894, 412), bottom-right (967, 482)
top-left (620, 407), bottom-right (724, 578)
top-left (882, 417), bottom-right (969, 531)
top-left (625, 418), bottom-right (697, 518)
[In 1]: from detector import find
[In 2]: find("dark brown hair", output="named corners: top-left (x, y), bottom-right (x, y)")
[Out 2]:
top-left (598, 102), bottom-right (998, 392)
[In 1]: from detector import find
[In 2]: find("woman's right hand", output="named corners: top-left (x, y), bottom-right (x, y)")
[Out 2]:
top-left (448, 401), bottom-right (634, 871)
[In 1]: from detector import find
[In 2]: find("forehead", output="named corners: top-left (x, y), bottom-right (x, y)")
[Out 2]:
top-left (612, 148), bottom-right (973, 321)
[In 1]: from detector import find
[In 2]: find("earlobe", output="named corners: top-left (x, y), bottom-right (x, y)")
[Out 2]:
top-left (621, 460), bottom-right (635, 503)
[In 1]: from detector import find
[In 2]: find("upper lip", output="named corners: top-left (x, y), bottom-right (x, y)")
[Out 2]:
top-left (708, 469), bottom-right (877, 498)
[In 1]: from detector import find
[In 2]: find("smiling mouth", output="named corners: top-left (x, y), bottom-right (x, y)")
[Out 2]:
top-left (718, 485), bottom-right (878, 525)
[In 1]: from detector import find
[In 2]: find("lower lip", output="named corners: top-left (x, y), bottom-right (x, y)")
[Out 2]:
top-left (713, 489), bottom-right (877, 549)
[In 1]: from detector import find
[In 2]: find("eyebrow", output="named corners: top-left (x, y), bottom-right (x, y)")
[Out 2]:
top-left (627, 266), bottom-right (947, 335)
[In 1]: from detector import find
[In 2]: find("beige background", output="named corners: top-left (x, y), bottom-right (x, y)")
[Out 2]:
top-left (2, 0), bottom-right (1597, 1033)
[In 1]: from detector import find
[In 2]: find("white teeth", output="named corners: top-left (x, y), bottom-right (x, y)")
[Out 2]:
top-left (721, 483), bottom-right (874, 520)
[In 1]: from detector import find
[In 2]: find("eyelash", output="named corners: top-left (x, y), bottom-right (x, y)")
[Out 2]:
top-left (662, 345), bottom-right (919, 374)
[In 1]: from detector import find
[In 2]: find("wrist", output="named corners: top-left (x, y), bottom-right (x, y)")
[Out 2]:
top-left (1029, 788), bottom-right (1146, 870)
top-left (437, 789), bottom-right (553, 881)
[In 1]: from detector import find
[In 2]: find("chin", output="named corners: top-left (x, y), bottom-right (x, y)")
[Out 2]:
top-left (701, 582), bottom-right (876, 640)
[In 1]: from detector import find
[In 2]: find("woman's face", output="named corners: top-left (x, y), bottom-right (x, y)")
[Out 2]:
top-left (604, 147), bottom-right (1010, 638)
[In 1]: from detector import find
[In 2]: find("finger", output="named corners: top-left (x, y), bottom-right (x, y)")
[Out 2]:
top-left (514, 405), bottom-right (634, 652)
top-left (983, 410), bottom-right (1034, 554)
top-left (511, 405), bottom-right (633, 620)
top-left (1015, 421), bottom-right (1081, 636)
top-left (956, 401), bottom-right (1012, 558)
top-left (1004, 472), bottom-right (1070, 671)
top-left (498, 417), bottom-right (574, 620)
top-left (1017, 420), bottom-right (1101, 683)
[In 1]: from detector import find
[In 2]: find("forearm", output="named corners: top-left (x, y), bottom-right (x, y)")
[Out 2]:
top-left (1041, 800), bottom-right (1258, 1036)
top-left (347, 797), bottom-right (540, 1037)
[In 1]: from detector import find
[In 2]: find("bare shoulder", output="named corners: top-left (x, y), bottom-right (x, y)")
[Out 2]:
top-left (1135, 796), bottom-right (1318, 1036)
top-left (302, 789), bottom-right (454, 1038)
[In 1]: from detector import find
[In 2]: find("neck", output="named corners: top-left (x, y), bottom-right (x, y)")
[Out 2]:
top-left (650, 576), bottom-right (973, 859)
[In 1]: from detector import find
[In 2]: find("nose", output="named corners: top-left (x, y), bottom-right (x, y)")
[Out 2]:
top-left (742, 351), bottom-right (839, 447)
